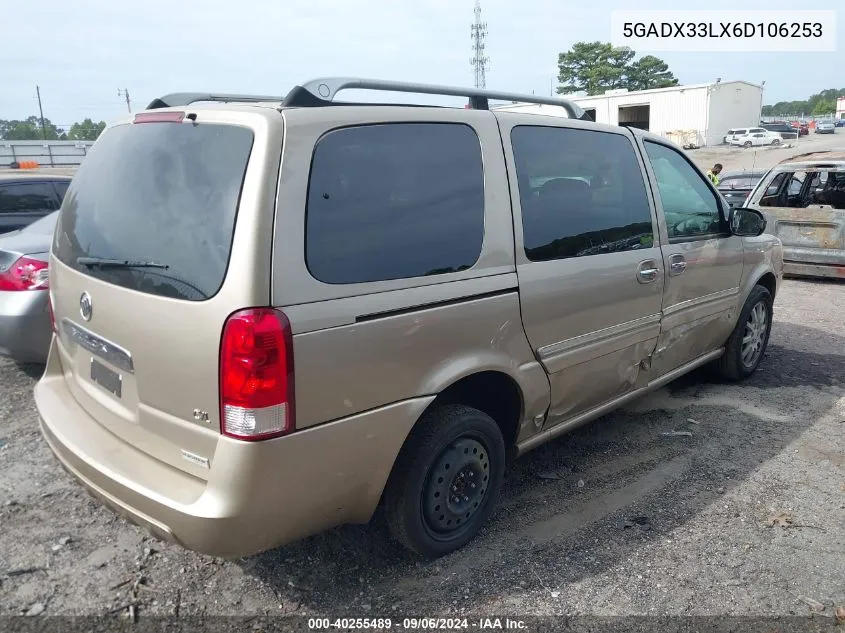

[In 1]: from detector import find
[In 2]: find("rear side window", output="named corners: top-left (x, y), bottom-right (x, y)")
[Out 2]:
top-left (305, 123), bottom-right (484, 284)
top-left (0, 182), bottom-right (59, 213)
top-left (53, 122), bottom-right (254, 301)
top-left (510, 126), bottom-right (654, 261)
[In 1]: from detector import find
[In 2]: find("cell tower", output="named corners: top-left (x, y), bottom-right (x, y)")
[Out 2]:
top-left (470, 0), bottom-right (489, 89)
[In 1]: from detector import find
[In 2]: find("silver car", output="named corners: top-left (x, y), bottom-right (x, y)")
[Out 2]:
top-left (0, 211), bottom-right (57, 363)
top-left (815, 120), bottom-right (835, 134)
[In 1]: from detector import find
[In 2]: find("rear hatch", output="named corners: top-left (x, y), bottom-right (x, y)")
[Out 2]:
top-left (768, 206), bottom-right (845, 263)
top-left (48, 109), bottom-right (277, 480)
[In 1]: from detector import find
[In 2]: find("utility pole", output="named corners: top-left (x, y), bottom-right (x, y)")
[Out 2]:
top-left (470, 0), bottom-right (489, 89)
top-left (118, 88), bottom-right (131, 113)
top-left (36, 85), bottom-right (47, 141)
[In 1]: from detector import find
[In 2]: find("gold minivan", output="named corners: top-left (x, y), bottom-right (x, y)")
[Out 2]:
top-left (35, 78), bottom-right (783, 559)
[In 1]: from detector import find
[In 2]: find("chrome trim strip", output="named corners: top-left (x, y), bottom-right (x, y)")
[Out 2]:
top-left (60, 318), bottom-right (134, 374)
top-left (537, 313), bottom-right (662, 361)
top-left (662, 287), bottom-right (739, 318)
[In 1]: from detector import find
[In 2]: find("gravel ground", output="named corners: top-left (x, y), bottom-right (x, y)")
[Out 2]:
top-left (688, 128), bottom-right (844, 173)
top-left (0, 279), bottom-right (843, 624)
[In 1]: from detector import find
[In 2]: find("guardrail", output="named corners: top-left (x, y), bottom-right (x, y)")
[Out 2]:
top-left (0, 140), bottom-right (94, 168)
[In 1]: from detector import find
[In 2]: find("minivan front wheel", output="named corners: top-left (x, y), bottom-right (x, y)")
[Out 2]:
top-left (717, 285), bottom-right (773, 380)
top-left (384, 404), bottom-right (505, 558)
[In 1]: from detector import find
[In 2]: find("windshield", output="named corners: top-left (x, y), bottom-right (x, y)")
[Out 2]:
top-left (53, 121), bottom-right (254, 301)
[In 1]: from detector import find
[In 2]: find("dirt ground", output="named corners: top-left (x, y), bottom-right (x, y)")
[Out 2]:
top-left (688, 128), bottom-right (844, 173)
top-left (0, 278), bottom-right (843, 622)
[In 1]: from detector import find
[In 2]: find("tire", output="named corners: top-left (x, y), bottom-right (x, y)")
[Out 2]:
top-left (716, 285), bottom-right (773, 381)
top-left (383, 404), bottom-right (506, 558)
top-left (743, 141), bottom-right (752, 148)
top-left (771, 138), bottom-right (781, 146)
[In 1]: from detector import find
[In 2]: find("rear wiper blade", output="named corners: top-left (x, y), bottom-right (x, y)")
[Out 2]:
top-left (76, 256), bottom-right (170, 270)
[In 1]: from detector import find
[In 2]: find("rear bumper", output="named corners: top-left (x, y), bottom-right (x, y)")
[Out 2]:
top-left (0, 290), bottom-right (50, 363)
top-left (36, 343), bottom-right (431, 558)
top-left (783, 261), bottom-right (845, 279)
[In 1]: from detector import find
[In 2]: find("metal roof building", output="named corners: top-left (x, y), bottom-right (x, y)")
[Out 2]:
top-left (495, 80), bottom-right (764, 147)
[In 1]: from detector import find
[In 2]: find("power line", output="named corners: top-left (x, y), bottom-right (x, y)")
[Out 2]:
top-left (470, 0), bottom-right (489, 89)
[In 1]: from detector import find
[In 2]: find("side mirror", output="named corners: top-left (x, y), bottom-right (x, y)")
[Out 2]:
top-left (729, 207), bottom-right (767, 237)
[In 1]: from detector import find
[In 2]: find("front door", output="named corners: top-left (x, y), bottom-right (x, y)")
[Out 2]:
top-left (638, 139), bottom-right (745, 376)
top-left (497, 114), bottom-right (665, 425)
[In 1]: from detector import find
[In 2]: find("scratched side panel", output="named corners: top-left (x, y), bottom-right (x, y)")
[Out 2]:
top-left (760, 205), bottom-right (845, 267)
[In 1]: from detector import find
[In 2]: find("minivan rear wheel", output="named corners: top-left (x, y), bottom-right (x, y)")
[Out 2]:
top-left (716, 285), bottom-right (773, 381)
top-left (384, 404), bottom-right (505, 558)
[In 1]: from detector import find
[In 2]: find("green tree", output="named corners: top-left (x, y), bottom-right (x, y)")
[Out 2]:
top-left (556, 42), bottom-right (678, 96)
top-left (762, 87), bottom-right (845, 117)
top-left (68, 118), bottom-right (106, 141)
top-left (626, 55), bottom-right (679, 91)
top-left (0, 116), bottom-right (64, 140)
top-left (811, 99), bottom-right (836, 116)
top-left (557, 42), bottom-right (634, 95)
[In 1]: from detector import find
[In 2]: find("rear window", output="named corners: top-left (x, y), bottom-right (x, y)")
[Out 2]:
top-left (305, 123), bottom-right (484, 284)
top-left (0, 182), bottom-right (59, 213)
top-left (53, 121), bottom-right (254, 301)
top-left (719, 176), bottom-right (759, 188)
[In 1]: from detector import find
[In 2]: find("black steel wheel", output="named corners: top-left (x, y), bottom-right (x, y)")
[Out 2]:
top-left (384, 405), bottom-right (505, 558)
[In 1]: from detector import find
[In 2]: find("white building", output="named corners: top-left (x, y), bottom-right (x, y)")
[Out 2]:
top-left (495, 81), bottom-right (764, 147)
top-left (836, 96), bottom-right (845, 121)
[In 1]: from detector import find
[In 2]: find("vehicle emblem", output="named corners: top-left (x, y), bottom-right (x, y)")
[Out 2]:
top-left (79, 292), bottom-right (93, 321)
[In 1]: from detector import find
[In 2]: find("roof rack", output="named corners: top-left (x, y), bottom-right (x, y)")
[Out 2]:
top-left (147, 77), bottom-right (589, 119)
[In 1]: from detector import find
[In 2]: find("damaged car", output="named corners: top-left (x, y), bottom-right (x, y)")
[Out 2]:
top-left (35, 79), bottom-right (783, 561)
top-left (748, 151), bottom-right (845, 279)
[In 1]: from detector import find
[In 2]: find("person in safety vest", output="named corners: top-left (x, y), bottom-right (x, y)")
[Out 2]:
top-left (706, 163), bottom-right (723, 186)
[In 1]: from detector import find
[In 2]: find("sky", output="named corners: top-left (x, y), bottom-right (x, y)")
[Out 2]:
top-left (1, 0), bottom-right (841, 128)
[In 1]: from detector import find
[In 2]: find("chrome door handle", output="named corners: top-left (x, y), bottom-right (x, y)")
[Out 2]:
top-left (637, 260), bottom-right (660, 284)
top-left (669, 255), bottom-right (687, 276)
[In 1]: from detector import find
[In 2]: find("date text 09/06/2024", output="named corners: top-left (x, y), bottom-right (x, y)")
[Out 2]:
top-left (307, 618), bottom-right (528, 630)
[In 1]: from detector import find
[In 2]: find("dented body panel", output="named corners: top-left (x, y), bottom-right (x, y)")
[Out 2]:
top-left (34, 98), bottom-right (783, 559)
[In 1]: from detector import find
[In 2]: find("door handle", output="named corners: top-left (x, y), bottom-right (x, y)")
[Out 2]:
top-left (636, 260), bottom-right (660, 284)
top-left (669, 254), bottom-right (687, 276)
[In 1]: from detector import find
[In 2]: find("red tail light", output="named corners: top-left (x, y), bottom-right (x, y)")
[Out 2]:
top-left (219, 308), bottom-right (294, 441)
top-left (0, 256), bottom-right (49, 291)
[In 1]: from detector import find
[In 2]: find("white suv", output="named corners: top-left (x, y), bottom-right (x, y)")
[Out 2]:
top-left (730, 129), bottom-right (783, 148)
top-left (725, 127), bottom-right (770, 144)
